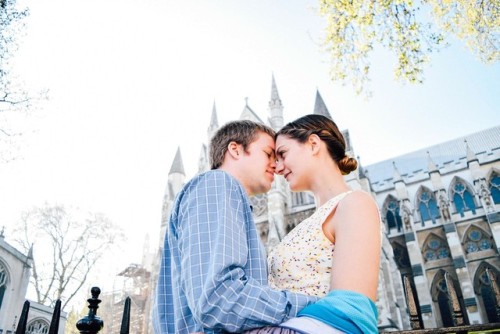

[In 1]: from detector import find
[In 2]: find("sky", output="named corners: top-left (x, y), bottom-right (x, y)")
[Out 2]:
top-left (1, 0), bottom-right (499, 294)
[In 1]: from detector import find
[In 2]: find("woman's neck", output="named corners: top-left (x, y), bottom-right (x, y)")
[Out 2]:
top-left (311, 173), bottom-right (350, 207)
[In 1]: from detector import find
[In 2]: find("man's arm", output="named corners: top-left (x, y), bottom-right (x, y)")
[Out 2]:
top-left (177, 171), bottom-right (318, 332)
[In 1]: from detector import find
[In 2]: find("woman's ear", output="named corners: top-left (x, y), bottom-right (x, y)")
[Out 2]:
top-left (308, 134), bottom-right (321, 154)
top-left (226, 141), bottom-right (241, 160)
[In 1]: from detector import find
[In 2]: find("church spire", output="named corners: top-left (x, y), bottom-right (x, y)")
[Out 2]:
top-left (270, 73), bottom-right (281, 104)
top-left (465, 140), bottom-right (478, 164)
top-left (208, 101), bottom-right (219, 143)
top-left (169, 147), bottom-right (185, 176)
top-left (268, 73), bottom-right (284, 130)
top-left (392, 161), bottom-right (403, 183)
top-left (313, 89), bottom-right (332, 119)
top-left (427, 151), bottom-right (438, 173)
top-left (210, 101), bottom-right (219, 129)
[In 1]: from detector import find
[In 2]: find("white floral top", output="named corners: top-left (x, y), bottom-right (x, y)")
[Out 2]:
top-left (268, 191), bottom-right (352, 297)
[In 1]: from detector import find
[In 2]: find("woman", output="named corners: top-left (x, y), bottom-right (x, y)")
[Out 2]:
top-left (247, 114), bottom-right (381, 334)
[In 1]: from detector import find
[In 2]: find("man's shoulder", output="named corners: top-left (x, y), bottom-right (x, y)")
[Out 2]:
top-left (188, 169), bottom-right (233, 185)
top-left (182, 170), bottom-right (242, 194)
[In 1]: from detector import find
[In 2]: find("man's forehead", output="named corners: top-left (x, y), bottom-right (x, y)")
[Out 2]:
top-left (255, 132), bottom-right (275, 146)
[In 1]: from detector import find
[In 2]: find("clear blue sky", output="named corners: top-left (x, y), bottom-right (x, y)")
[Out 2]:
top-left (1, 0), bottom-right (499, 287)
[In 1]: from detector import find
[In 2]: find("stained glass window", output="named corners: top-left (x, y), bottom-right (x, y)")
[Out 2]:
top-left (418, 190), bottom-right (440, 224)
top-left (490, 175), bottom-right (500, 204)
top-left (452, 181), bottom-right (477, 217)
top-left (0, 263), bottom-right (6, 309)
top-left (386, 198), bottom-right (403, 232)
top-left (464, 228), bottom-right (492, 254)
top-left (423, 236), bottom-right (450, 262)
top-left (27, 320), bottom-right (49, 334)
top-left (478, 267), bottom-right (500, 322)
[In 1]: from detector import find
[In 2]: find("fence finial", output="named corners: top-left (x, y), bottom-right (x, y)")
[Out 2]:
top-left (76, 287), bottom-right (104, 334)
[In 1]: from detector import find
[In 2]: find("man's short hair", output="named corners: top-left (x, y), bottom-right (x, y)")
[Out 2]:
top-left (210, 120), bottom-right (275, 169)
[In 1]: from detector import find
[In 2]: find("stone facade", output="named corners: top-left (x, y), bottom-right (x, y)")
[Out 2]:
top-left (0, 233), bottom-right (31, 333)
top-left (0, 232), bottom-right (66, 334)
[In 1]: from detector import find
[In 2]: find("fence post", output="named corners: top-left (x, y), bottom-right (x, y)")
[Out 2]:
top-left (76, 287), bottom-right (104, 334)
top-left (15, 300), bottom-right (30, 334)
top-left (119, 297), bottom-right (131, 334)
top-left (48, 299), bottom-right (61, 334)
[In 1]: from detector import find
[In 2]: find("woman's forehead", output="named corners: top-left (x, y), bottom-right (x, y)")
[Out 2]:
top-left (275, 135), bottom-right (294, 148)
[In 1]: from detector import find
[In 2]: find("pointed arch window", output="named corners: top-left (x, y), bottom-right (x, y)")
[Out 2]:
top-left (0, 262), bottom-right (7, 309)
top-left (392, 241), bottom-right (411, 271)
top-left (475, 264), bottom-right (500, 323)
top-left (27, 319), bottom-right (49, 334)
top-left (490, 174), bottom-right (500, 204)
top-left (464, 227), bottom-right (493, 254)
top-left (436, 277), bottom-right (454, 327)
top-left (385, 197), bottom-right (402, 232)
top-left (417, 189), bottom-right (440, 224)
top-left (423, 235), bottom-right (450, 262)
top-left (433, 273), bottom-right (469, 326)
top-left (452, 181), bottom-right (476, 217)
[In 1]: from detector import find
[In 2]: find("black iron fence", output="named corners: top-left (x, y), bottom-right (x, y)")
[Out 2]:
top-left (15, 287), bottom-right (130, 334)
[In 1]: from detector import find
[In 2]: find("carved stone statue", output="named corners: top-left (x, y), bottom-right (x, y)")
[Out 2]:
top-left (439, 192), bottom-right (451, 221)
top-left (478, 179), bottom-right (493, 212)
top-left (402, 206), bottom-right (412, 231)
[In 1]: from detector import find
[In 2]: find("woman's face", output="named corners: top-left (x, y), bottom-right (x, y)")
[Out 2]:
top-left (275, 134), bottom-right (311, 191)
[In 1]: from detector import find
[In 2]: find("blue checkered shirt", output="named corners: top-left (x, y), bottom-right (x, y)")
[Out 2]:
top-left (153, 170), bottom-right (318, 333)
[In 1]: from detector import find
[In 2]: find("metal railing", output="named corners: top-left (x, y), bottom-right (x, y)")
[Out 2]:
top-left (15, 287), bottom-right (130, 334)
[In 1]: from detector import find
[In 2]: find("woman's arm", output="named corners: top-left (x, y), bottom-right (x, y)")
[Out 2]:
top-left (327, 190), bottom-right (381, 301)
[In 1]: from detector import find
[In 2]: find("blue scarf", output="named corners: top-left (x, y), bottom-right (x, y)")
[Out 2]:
top-left (298, 290), bottom-right (378, 334)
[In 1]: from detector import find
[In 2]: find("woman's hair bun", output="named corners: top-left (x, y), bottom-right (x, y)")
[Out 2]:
top-left (338, 156), bottom-right (358, 175)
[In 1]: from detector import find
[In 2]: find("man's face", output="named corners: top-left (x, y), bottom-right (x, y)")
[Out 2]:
top-left (240, 132), bottom-right (276, 196)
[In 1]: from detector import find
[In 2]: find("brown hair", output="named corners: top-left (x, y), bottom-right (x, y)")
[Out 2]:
top-left (210, 120), bottom-right (276, 169)
top-left (277, 114), bottom-right (357, 175)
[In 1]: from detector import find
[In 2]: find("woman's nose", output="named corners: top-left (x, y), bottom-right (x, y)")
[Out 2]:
top-left (275, 160), bottom-right (284, 175)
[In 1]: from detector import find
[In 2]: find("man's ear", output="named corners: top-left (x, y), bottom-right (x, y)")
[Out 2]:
top-left (226, 141), bottom-right (242, 160)
top-left (308, 134), bottom-right (321, 154)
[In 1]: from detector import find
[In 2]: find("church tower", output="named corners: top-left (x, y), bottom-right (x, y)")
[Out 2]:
top-left (267, 74), bottom-right (284, 131)
top-left (198, 102), bottom-right (219, 173)
top-left (266, 75), bottom-right (288, 249)
top-left (160, 147), bottom-right (186, 244)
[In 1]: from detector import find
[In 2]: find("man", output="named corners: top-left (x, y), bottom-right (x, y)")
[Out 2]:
top-left (153, 120), bottom-right (318, 333)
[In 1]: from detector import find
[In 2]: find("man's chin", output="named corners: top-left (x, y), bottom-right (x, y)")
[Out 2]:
top-left (254, 184), bottom-right (272, 196)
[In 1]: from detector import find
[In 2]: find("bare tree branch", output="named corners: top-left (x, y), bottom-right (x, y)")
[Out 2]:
top-left (12, 204), bottom-right (125, 310)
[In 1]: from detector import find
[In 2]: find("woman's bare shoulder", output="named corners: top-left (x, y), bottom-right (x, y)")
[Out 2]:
top-left (337, 190), bottom-right (380, 223)
top-left (343, 190), bottom-right (378, 208)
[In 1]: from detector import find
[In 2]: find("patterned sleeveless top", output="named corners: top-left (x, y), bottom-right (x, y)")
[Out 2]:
top-left (268, 191), bottom-right (352, 297)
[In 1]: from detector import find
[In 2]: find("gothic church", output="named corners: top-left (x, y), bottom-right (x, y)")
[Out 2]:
top-left (157, 75), bottom-right (500, 330)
